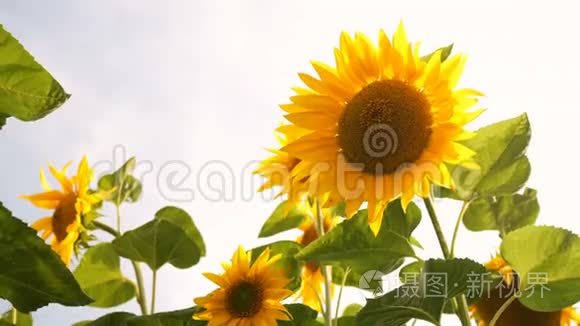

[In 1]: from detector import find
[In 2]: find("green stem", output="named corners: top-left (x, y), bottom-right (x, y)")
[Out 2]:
top-left (93, 221), bottom-right (149, 315)
top-left (115, 204), bottom-right (122, 233)
top-left (423, 198), bottom-right (451, 257)
top-left (489, 295), bottom-right (517, 326)
top-left (422, 197), bottom-right (472, 326)
top-left (315, 200), bottom-right (333, 326)
top-left (333, 267), bottom-right (351, 326)
top-left (11, 307), bottom-right (17, 324)
top-left (450, 201), bottom-right (470, 258)
top-left (151, 269), bottom-right (157, 314)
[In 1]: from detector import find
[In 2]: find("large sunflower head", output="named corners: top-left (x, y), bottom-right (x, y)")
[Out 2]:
top-left (295, 206), bottom-right (337, 311)
top-left (194, 246), bottom-right (294, 325)
top-left (470, 255), bottom-right (580, 326)
top-left (21, 156), bottom-right (101, 266)
top-left (266, 23), bottom-right (483, 234)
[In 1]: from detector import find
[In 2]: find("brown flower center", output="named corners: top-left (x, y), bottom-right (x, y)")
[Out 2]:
top-left (338, 80), bottom-right (433, 175)
top-left (226, 281), bottom-right (264, 317)
top-left (52, 195), bottom-right (78, 241)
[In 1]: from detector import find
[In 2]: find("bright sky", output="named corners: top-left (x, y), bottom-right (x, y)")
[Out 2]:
top-left (1, 1), bottom-right (579, 325)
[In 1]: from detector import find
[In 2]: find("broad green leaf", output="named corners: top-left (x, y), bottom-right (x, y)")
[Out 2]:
top-left (127, 307), bottom-right (204, 326)
top-left (335, 304), bottom-right (362, 325)
top-left (258, 201), bottom-right (309, 238)
top-left (440, 114), bottom-right (531, 201)
top-left (0, 114), bottom-right (7, 130)
top-left (463, 187), bottom-right (539, 236)
top-left (279, 304), bottom-right (320, 326)
top-left (98, 157), bottom-right (142, 206)
top-left (332, 258), bottom-right (403, 291)
top-left (113, 206), bottom-right (204, 270)
top-left (342, 304), bottom-right (363, 316)
top-left (0, 202), bottom-right (92, 312)
top-left (381, 200), bottom-right (422, 239)
top-left (501, 226), bottom-right (580, 311)
top-left (331, 200), bottom-right (419, 287)
top-left (357, 259), bottom-right (486, 326)
top-left (86, 312), bottom-right (137, 326)
top-left (155, 206), bottom-right (206, 256)
top-left (336, 317), bottom-right (355, 326)
top-left (1, 310), bottom-right (32, 326)
top-left (297, 200), bottom-right (418, 279)
top-left (74, 243), bottom-right (136, 308)
top-left (85, 308), bottom-right (203, 326)
top-left (0, 25), bottom-right (69, 123)
top-left (250, 241), bottom-right (303, 291)
top-left (421, 44), bottom-right (454, 62)
top-left (399, 261), bottom-right (424, 283)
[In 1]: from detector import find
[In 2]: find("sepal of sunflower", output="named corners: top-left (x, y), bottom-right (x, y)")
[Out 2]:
top-left (20, 156), bottom-right (102, 266)
top-left (194, 246), bottom-right (295, 325)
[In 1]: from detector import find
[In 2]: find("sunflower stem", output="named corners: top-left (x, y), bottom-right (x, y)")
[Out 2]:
top-left (422, 197), bottom-right (472, 326)
top-left (315, 200), bottom-right (333, 326)
top-left (450, 201), bottom-right (470, 258)
top-left (489, 294), bottom-right (517, 326)
top-left (334, 267), bottom-right (351, 326)
top-left (115, 204), bottom-right (121, 233)
top-left (151, 269), bottom-right (157, 314)
top-left (93, 220), bottom-right (149, 315)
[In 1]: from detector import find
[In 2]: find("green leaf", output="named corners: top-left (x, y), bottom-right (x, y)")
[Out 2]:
top-left (1, 310), bottom-right (32, 326)
top-left (0, 114), bottom-right (7, 130)
top-left (86, 312), bottom-right (137, 326)
top-left (296, 200), bottom-right (417, 279)
top-left (0, 202), bottom-right (92, 312)
top-left (155, 206), bottom-right (206, 256)
top-left (500, 225), bottom-right (580, 311)
top-left (399, 261), bottom-right (424, 283)
top-left (421, 44), bottom-right (454, 62)
top-left (329, 199), bottom-right (421, 288)
top-left (113, 206), bottom-right (205, 270)
top-left (0, 25), bottom-right (70, 123)
top-left (98, 157), bottom-right (142, 206)
top-left (341, 303), bottom-right (362, 317)
top-left (259, 201), bottom-right (309, 238)
top-left (73, 243), bottom-right (136, 308)
top-left (279, 304), bottom-right (320, 326)
top-left (127, 307), bottom-right (204, 326)
top-left (250, 241), bottom-right (304, 291)
top-left (84, 308), bottom-right (204, 326)
top-left (357, 258), bottom-right (486, 326)
top-left (439, 114), bottom-right (532, 201)
top-left (463, 187), bottom-right (539, 235)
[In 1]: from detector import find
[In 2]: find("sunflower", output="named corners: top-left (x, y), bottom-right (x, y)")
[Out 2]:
top-left (194, 246), bottom-right (294, 325)
top-left (470, 255), bottom-right (580, 326)
top-left (295, 205), bottom-right (337, 311)
top-left (21, 156), bottom-right (100, 266)
top-left (272, 23), bottom-right (483, 234)
top-left (256, 125), bottom-right (310, 205)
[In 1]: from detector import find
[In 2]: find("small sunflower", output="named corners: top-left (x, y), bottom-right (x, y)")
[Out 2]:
top-left (270, 23), bottom-right (483, 234)
top-left (21, 156), bottom-right (100, 265)
top-left (295, 206), bottom-right (337, 311)
top-left (471, 255), bottom-right (580, 326)
top-left (194, 246), bottom-right (294, 325)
